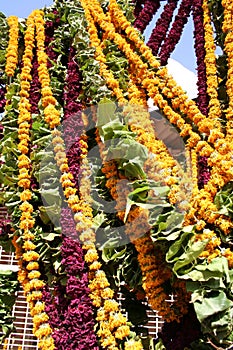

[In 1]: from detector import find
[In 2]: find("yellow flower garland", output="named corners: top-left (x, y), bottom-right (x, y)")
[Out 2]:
top-left (15, 10), bottom-right (55, 350)
top-left (202, 0), bottom-right (222, 133)
top-left (34, 9), bottom-right (141, 349)
top-left (5, 16), bottom-right (19, 77)
top-left (222, 0), bottom-right (233, 142)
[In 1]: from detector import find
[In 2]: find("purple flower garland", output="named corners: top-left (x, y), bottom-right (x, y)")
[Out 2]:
top-left (41, 13), bottom-right (98, 348)
top-left (63, 46), bottom-right (83, 189)
top-left (48, 208), bottom-right (99, 350)
top-left (0, 85), bottom-right (6, 114)
top-left (159, 0), bottom-right (193, 65)
top-left (133, 0), bottom-right (145, 18)
top-left (147, 0), bottom-right (179, 56)
top-left (192, 0), bottom-right (209, 116)
top-left (134, 0), bottom-right (161, 33)
top-left (192, 1), bottom-right (211, 187)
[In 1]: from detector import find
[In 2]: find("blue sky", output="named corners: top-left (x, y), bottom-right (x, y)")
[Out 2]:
top-left (0, 1), bottom-right (196, 74)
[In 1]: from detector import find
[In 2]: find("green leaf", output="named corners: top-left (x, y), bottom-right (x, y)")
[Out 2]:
top-left (193, 291), bottom-right (233, 323)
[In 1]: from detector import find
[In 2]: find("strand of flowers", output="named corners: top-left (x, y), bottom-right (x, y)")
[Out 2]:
top-left (222, 0), bottom-right (233, 143)
top-left (44, 208), bottom-right (99, 350)
top-left (80, 0), bottom-right (125, 104)
top-left (133, 0), bottom-right (160, 33)
top-left (34, 9), bottom-right (143, 350)
top-left (92, 75), bottom-right (190, 321)
top-left (5, 16), bottom-right (19, 77)
top-left (108, 0), bottom-right (221, 142)
top-left (63, 46), bottom-right (83, 190)
top-left (85, 0), bottom-right (233, 258)
top-left (159, 0), bottom-right (193, 65)
top-left (192, 0), bottom-right (209, 117)
top-left (133, 0), bottom-right (145, 18)
top-left (202, 0), bottom-right (222, 131)
top-left (99, 0), bottom-right (210, 144)
top-left (146, 0), bottom-right (179, 56)
top-left (82, 0), bottom-right (195, 213)
top-left (15, 11), bottom-right (55, 350)
top-left (107, 0), bottom-right (233, 217)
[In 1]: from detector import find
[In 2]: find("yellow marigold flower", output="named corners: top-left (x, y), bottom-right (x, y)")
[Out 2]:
top-left (103, 299), bottom-right (119, 313)
top-left (125, 340), bottom-right (143, 350)
top-left (34, 323), bottom-right (52, 339)
top-left (38, 337), bottom-right (55, 350)
top-left (20, 189), bottom-right (32, 201)
top-left (23, 232), bottom-right (35, 240)
top-left (18, 178), bottom-right (31, 188)
top-left (20, 218), bottom-right (35, 230)
top-left (89, 261), bottom-right (102, 271)
top-left (27, 261), bottom-right (39, 270)
top-left (109, 313), bottom-right (127, 330)
top-left (23, 251), bottom-right (40, 262)
top-left (28, 270), bottom-right (41, 280)
top-left (19, 201), bottom-right (33, 212)
top-left (114, 325), bottom-right (130, 339)
top-left (30, 301), bottom-right (45, 316)
top-left (85, 248), bottom-right (98, 263)
top-left (23, 240), bottom-right (36, 251)
top-left (26, 290), bottom-right (43, 302)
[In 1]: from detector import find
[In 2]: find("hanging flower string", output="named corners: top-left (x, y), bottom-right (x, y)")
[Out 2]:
top-left (34, 8), bottom-right (143, 350)
top-left (133, 0), bottom-right (160, 33)
top-left (222, 0), bottom-right (233, 143)
top-left (5, 16), bottom-right (19, 77)
top-left (202, 0), bottom-right (222, 131)
top-left (159, 0), bottom-right (193, 65)
top-left (192, 0), bottom-right (209, 117)
top-left (147, 0), bottom-right (178, 56)
top-left (15, 11), bottom-right (55, 350)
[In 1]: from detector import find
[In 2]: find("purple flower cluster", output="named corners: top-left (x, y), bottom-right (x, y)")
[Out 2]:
top-left (198, 156), bottom-right (210, 188)
top-left (29, 57), bottom-right (41, 115)
top-left (0, 85), bottom-right (6, 114)
top-left (147, 0), bottom-right (178, 56)
top-left (134, 0), bottom-right (161, 33)
top-left (159, 0), bottom-right (193, 65)
top-left (45, 11), bottom-right (60, 67)
top-left (43, 208), bottom-right (99, 349)
top-left (133, 0), bottom-right (145, 18)
top-left (63, 47), bottom-right (83, 189)
top-left (159, 305), bottom-right (201, 350)
top-left (192, 1), bottom-right (209, 116)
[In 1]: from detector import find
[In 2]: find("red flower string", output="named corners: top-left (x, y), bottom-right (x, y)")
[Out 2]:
top-left (159, 0), bottom-right (193, 65)
top-left (147, 0), bottom-right (179, 56)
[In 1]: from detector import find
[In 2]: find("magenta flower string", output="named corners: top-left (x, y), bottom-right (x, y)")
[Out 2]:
top-left (159, 0), bottom-right (193, 65)
top-left (198, 156), bottom-right (210, 188)
top-left (147, 0), bottom-right (178, 56)
top-left (192, 2), bottom-right (211, 187)
top-left (63, 46), bottom-right (83, 189)
top-left (55, 208), bottom-right (99, 350)
top-left (0, 84), bottom-right (6, 114)
top-left (134, 0), bottom-right (161, 33)
top-left (192, 0), bottom-right (209, 116)
top-left (133, 0), bottom-right (146, 18)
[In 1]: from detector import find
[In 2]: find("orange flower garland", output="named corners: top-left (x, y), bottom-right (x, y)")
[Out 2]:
top-left (5, 16), bottom-right (19, 77)
top-left (34, 9), bottom-right (142, 349)
top-left (222, 0), bottom-right (233, 142)
top-left (15, 10), bottom-right (55, 350)
top-left (202, 0), bottom-right (222, 133)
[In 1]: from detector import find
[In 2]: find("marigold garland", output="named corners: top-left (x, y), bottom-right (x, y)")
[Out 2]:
top-left (15, 10), bottom-right (55, 350)
top-left (202, 0), bottom-right (222, 131)
top-left (33, 8), bottom-right (142, 349)
top-left (5, 16), bottom-right (19, 77)
top-left (222, 0), bottom-right (233, 142)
